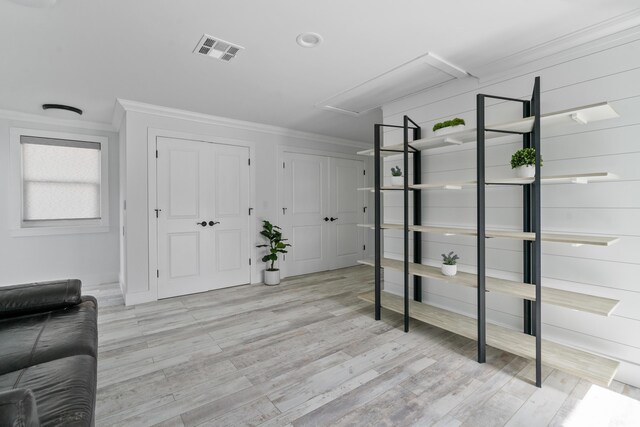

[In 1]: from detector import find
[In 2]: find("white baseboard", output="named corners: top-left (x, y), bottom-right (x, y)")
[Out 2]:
top-left (123, 290), bottom-right (156, 306)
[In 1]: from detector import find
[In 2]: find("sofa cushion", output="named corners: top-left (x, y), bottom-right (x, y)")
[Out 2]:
top-left (0, 298), bottom-right (97, 376)
top-left (0, 280), bottom-right (82, 319)
top-left (0, 389), bottom-right (40, 427)
top-left (0, 355), bottom-right (96, 427)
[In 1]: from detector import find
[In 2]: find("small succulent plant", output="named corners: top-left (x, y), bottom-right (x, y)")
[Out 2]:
top-left (390, 166), bottom-right (402, 177)
top-left (441, 251), bottom-right (459, 266)
top-left (433, 118), bottom-right (465, 132)
top-left (511, 148), bottom-right (543, 169)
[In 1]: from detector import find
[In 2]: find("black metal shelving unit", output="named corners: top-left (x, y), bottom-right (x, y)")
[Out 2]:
top-left (359, 77), bottom-right (619, 387)
top-left (373, 117), bottom-right (422, 332)
top-left (476, 76), bottom-right (542, 386)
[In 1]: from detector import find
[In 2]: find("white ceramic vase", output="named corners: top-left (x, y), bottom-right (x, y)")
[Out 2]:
top-left (516, 165), bottom-right (535, 178)
top-left (434, 124), bottom-right (465, 136)
top-left (264, 269), bottom-right (280, 286)
top-left (441, 264), bottom-right (457, 277)
top-left (391, 176), bottom-right (404, 186)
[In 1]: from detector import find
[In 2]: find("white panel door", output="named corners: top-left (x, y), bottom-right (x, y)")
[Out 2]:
top-left (157, 137), bottom-right (213, 299)
top-left (157, 137), bottom-right (250, 299)
top-left (328, 158), bottom-right (365, 269)
top-left (282, 152), bottom-right (330, 276)
top-left (282, 152), bottom-right (365, 277)
top-left (210, 143), bottom-right (251, 289)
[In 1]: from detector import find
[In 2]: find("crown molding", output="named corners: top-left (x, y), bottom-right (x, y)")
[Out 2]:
top-left (114, 99), bottom-right (369, 148)
top-left (0, 108), bottom-right (115, 132)
top-left (474, 9), bottom-right (640, 83)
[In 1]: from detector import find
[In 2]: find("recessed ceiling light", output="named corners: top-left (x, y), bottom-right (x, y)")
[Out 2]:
top-left (296, 32), bottom-right (323, 48)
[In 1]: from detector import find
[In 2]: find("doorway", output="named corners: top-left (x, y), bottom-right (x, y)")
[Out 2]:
top-left (155, 136), bottom-right (251, 299)
top-left (282, 152), bottom-right (366, 277)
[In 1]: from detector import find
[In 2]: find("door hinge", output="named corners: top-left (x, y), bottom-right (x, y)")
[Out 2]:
top-left (248, 158), bottom-right (251, 166)
top-left (156, 269), bottom-right (159, 278)
top-left (283, 162), bottom-right (285, 169)
top-left (363, 169), bottom-right (366, 175)
top-left (363, 206), bottom-right (367, 213)
top-left (363, 245), bottom-right (366, 251)
top-left (156, 150), bottom-right (158, 158)
top-left (155, 208), bottom-right (161, 218)
top-left (249, 258), bottom-right (252, 266)
top-left (249, 207), bottom-right (253, 216)
top-left (122, 226), bottom-right (125, 236)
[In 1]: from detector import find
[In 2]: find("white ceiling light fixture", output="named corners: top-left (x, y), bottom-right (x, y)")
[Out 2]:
top-left (7, 0), bottom-right (57, 7)
top-left (296, 32), bottom-right (323, 48)
top-left (193, 34), bottom-right (244, 63)
top-left (317, 52), bottom-right (472, 116)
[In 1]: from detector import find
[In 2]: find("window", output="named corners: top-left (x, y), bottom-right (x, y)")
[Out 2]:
top-left (10, 129), bottom-right (109, 236)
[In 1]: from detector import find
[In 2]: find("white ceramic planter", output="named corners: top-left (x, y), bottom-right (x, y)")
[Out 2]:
top-left (516, 165), bottom-right (535, 178)
top-left (434, 124), bottom-right (465, 136)
top-left (264, 269), bottom-right (280, 286)
top-left (441, 264), bottom-right (457, 277)
top-left (391, 176), bottom-right (404, 186)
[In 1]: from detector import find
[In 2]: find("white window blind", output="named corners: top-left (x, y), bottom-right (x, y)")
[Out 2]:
top-left (21, 136), bottom-right (102, 221)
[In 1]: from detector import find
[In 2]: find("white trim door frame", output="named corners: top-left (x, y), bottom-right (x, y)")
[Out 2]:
top-left (147, 129), bottom-right (256, 301)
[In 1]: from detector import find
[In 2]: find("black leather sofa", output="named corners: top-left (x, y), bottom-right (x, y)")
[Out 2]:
top-left (0, 280), bottom-right (98, 426)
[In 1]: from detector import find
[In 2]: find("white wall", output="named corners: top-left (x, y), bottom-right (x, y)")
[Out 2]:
top-left (0, 116), bottom-right (119, 287)
top-left (117, 102), bottom-right (368, 305)
top-left (379, 37), bottom-right (640, 387)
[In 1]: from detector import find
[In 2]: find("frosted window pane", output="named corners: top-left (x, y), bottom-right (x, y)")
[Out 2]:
top-left (22, 138), bottom-right (101, 221)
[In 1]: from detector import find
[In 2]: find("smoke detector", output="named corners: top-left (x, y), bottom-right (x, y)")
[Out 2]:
top-left (193, 34), bottom-right (243, 63)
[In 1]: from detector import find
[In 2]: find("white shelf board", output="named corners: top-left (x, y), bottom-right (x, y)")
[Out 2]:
top-left (356, 223), bottom-right (618, 246)
top-left (410, 172), bottom-right (618, 190)
top-left (357, 102), bottom-right (618, 156)
top-left (359, 291), bottom-right (619, 386)
top-left (358, 258), bottom-right (619, 316)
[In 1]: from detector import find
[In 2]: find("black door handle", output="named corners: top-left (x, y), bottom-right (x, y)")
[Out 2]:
top-left (209, 221), bottom-right (220, 226)
top-left (324, 217), bottom-right (329, 222)
top-left (330, 217), bottom-right (338, 222)
top-left (197, 221), bottom-right (207, 227)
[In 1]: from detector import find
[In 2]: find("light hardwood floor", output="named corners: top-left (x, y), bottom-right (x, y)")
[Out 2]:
top-left (88, 266), bottom-right (640, 426)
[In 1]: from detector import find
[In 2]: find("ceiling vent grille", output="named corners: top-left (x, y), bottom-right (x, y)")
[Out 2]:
top-left (193, 34), bottom-right (244, 63)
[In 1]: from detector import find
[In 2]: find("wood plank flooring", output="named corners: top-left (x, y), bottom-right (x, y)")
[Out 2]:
top-left (88, 266), bottom-right (640, 426)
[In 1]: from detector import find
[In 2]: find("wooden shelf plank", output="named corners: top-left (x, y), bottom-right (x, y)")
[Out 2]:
top-left (358, 291), bottom-right (619, 386)
top-left (357, 102), bottom-right (618, 157)
top-left (358, 258), bottom-right (619, 316)
top-left (410, 172), bottom-right (618, 190)
top-left (356, 224), bottom-right (618, 246)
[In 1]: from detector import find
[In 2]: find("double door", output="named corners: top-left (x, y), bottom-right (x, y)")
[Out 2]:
top-left (282, 152), bottom-right (365, 276)
top-left (156, 137), bottom-right (250, 299)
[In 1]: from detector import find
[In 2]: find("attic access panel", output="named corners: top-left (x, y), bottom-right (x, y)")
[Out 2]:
top-left (318, 53), bottom-right (470, 116)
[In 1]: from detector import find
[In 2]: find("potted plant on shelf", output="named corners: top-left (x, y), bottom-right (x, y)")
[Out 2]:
top-left (511, 147), bottom-right (543, 178)
top-left (441, 251), bottom-right (459, 277)
top-left (390, 166), bottom-right (403, 186)
top-left (432, 118), bottom-right (465, 136)
top-left (256, 220), bottom-right (291, 286)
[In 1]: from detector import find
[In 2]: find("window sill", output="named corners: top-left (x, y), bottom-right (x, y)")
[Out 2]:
top-left (11, 224), bottom-right (110, 237)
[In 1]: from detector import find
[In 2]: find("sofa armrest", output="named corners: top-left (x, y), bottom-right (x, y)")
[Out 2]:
top-left (0, 279), bottom-right (82, 319)
top-left (0, 389), bottom-right (39, 427)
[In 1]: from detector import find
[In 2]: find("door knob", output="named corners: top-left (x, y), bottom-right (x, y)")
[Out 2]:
top-left (197, 221), bottom-right (207, 227)
top-left (323, 217), bottom-right (329, 222)
top-left (330, 217), bottom-right (338, 222)
top-left (209, 221), bottom-right (220, 226)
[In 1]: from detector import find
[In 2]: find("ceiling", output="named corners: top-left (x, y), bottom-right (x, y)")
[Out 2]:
top-left (0, 1), bottom-right (639, 142)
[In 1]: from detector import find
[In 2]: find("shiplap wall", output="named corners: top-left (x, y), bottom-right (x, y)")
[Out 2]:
top-left (378, 37), bottom-right (640, 387)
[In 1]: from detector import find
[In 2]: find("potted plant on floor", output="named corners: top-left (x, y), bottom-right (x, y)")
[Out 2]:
top-left (441, 251), bottom-right (459, 277)
top-left (433, 118), bottom-right (465, 136)
top-left (511, 147), bottom-right (543, 178)
top-left (391, 166), bottom-right (403, 186)
top-left (256, 220), bottom-right (291, 286)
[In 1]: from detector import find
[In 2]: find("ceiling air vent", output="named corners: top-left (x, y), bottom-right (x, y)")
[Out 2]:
top-left (194, 34), bottom-right (244, 63)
